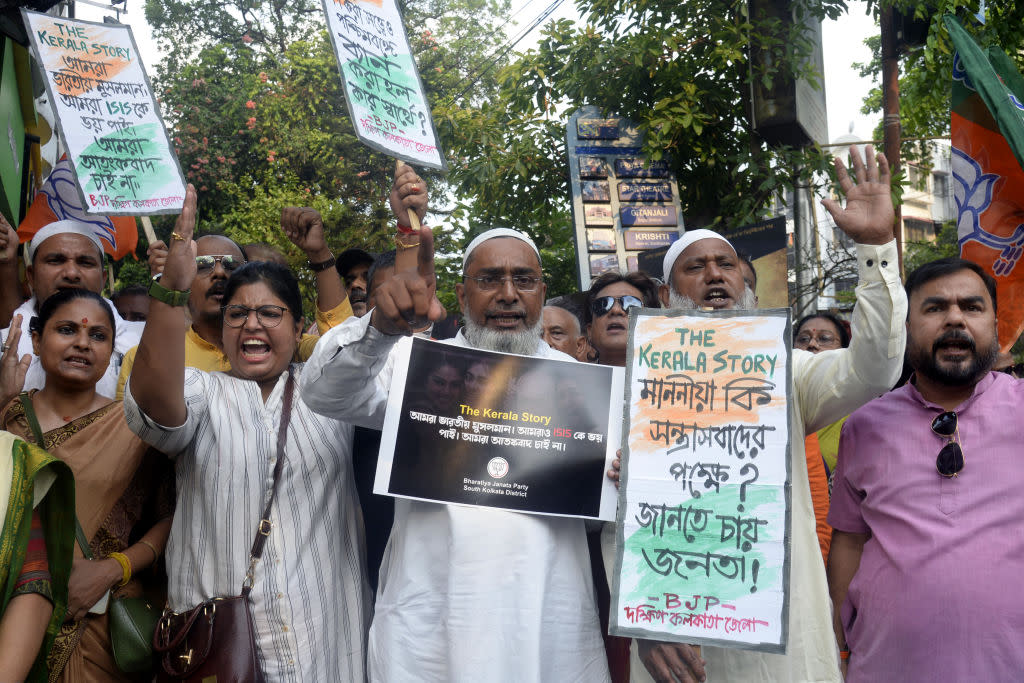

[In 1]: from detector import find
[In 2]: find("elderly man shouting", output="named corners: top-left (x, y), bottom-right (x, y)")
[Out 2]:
top-left (302, 227), bottom-right (611, 682)
top-left (629, 146), bottom-right (907, 683)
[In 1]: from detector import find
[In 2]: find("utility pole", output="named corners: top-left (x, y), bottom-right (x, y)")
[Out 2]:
top-left (880, 2), bottom-right (904, 274)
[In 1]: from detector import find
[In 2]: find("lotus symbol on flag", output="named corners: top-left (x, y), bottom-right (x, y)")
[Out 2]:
top-left (952, 147), bottom-right (1024, 276)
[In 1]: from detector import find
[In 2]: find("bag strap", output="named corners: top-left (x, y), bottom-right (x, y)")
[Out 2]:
top-left (241, 371), bottom-right (295, 596)
top-left (20, 392), bottom-right (96, 559)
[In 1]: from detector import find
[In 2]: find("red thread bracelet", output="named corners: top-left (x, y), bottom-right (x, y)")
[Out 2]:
top-left (396, 221), bottom-right (416, 235)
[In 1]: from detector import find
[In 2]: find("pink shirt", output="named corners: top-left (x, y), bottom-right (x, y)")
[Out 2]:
top-left (829, 372), bottom-right (1024, 682)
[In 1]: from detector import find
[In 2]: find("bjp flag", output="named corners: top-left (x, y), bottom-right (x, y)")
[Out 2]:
top-left (947, 15), bottom-right (1024, 351)
top-left (18, 156), bottom-right (138, 261)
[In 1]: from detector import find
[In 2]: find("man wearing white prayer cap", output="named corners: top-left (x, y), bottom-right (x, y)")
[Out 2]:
top-left (627, 146), bottom-right (908, 683)
top-left (0, 220), bottom-right (144, 398)
top-left (302, 226), bottom-right (613, 682)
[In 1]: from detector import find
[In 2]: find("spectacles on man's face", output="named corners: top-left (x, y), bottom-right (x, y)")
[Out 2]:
top-left (465, 274), bottom-right (543, 292)
top-left (590, 295), bottom-right (643, 318)
top-left (222, 304), bottom-right (290, 328)
top-left (196, 254), bottom-right (243, 273)
top-left (931, 411), bottom-right (965, 478)
top-left (795, 331), bottom-right (839, 348)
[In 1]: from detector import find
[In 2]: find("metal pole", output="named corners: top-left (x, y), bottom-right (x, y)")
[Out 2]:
top-left (880, 3), bottom-right (904, 275)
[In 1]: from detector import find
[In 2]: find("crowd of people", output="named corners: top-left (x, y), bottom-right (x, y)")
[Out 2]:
top-left (0, 144), bottom-right (1019, 683)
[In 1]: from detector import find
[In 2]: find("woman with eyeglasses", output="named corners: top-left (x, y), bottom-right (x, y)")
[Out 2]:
top-left (582, 271), bottom-right (661, 368)
top-left (794, 311), bottom-right (852, 567)
top-left (123, 188), bottom-right (370, 681)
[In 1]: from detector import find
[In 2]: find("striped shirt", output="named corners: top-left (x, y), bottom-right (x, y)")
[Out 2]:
top-left (124, 365), bottom-right (369, 682)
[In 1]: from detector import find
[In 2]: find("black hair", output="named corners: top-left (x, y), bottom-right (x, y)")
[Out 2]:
top-left (29, 289), bottom-right (116, 337)
top-left (367, 249), bottom-right (397, 295)
top-left (735, 249), bottom-right (757, 288)
top-left (795, 311), bottom-right (851, 348)
top-left (544, 299), bottom-right (584, 336)
top-left (112, 284), bottom-right (148, 299)
top-left (222, 261), bottom-right (303, 323)
top-left (583, 270), bottom-right (661, 327)
top-left (905, 257), bottom-right (997, 315)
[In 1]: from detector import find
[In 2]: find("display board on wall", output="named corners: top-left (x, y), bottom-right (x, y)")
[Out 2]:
top-left (566, 106), bottom-right (685, 290)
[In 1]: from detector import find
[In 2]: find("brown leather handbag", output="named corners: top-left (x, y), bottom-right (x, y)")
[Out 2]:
top-left (153, 374), bottom-right (294, 682)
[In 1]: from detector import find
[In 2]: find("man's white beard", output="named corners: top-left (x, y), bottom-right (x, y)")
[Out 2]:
top-left (462, 308), bottom-right (543, 355)
top-left (668, 286), bottom-right (758, 310)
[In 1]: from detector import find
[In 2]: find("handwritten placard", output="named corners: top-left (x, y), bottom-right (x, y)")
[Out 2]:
top-left (376, 337), bottom-right (623, 519)
top-left (22, 11), bottom-right (186, 215)
top-left (323, 0), bottom-right (446, 170)
top-left (610, 308), bottom-right (792, 653)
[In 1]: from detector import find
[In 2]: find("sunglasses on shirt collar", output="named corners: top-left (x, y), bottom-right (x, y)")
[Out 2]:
top-left (931, 411), bottom-right (965, 478)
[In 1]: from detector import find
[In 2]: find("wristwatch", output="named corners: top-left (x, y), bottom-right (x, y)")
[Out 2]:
top-left (148, 278), bottom-right (190, 306)
top-left (308, 255), bottom-right (337, 272)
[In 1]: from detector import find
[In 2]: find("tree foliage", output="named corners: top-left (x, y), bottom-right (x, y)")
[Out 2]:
top-left (856, 0), bottom-right (1024, 169)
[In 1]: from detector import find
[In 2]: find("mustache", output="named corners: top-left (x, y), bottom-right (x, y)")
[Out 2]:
top-left (207, 281), bottom-right (227, 297)
top-left (932, 329), bottom-right (975, 354)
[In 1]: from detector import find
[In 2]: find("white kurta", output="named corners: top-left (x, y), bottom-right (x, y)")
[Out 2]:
top-left (622, 240), bottom-right (906, 683)
top-left (301, 321), bottom-right (612, 683)
top-left (1, 295), bottom-right (143, 399)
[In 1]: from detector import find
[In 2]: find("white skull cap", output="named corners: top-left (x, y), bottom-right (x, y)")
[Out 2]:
top-left (462, 228), bottom-right (541, 271)
top-left (662, 229), bottom-right (735, 280)
top-left (28, 220), bottom-right (105, 262)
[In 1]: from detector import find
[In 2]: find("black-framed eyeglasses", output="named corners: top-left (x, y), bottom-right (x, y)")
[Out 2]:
top-left (196, 254), bottom-right (243, 273)
top-left (931, 411), bottom-right (965, 478)
top-left (222, 304), bottom-right (290, 328)
top-left (465, 274), bottom-right (543, 292)
top-left (591, 295), bottom-right (643, 318)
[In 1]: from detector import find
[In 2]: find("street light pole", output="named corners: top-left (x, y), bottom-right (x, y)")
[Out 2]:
top-left (880, 2), bottom-right (904, 275)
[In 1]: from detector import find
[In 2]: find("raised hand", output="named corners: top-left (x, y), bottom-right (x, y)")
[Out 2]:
top-left (147, 240), bottom-right (168, 277)
top-left (281, 207), bottom-right (331, 261)
top-left (390, 162), bottom-right (428, 225)
top-left (161, 184), bottom-right (198, 292)
top-left (821, 144), bottom-right (895, 246)
top-left (370, 226), bottom-right (445, 335)
top-left (0, 214), bottom-right (17, 265)
top-left (0, 315), bottom-right (31, 406)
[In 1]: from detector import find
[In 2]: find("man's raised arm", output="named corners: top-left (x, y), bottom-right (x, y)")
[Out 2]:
top-left (799, 145), bottom-right (907, 433)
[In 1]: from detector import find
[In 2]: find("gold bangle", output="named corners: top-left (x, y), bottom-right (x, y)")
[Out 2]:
top-left (109, 551), bottom-right (132, 587)
top-left (138, 539), bottom-right (160, 563)
top-left (394, 236), bottom-right (420, 250)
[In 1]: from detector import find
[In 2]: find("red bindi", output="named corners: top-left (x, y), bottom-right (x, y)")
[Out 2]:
top-left (81, 318), bottom-right (88, 324)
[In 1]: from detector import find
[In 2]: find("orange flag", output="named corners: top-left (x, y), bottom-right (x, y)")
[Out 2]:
top-left (18, 156), bottom-right (138, 260)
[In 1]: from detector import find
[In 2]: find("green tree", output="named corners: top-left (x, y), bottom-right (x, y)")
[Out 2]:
top-left (855, 1), bottom-right (1024, 169)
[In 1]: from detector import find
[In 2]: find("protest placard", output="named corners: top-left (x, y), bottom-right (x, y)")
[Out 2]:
top-left (322, 0), bottom-right (446, 170)
top-left (610, 308), bottom-right (792, 653)
top-left (375, 337), bottom-right (624, 520)
top-left (22, 11), bottom-right (187, 215)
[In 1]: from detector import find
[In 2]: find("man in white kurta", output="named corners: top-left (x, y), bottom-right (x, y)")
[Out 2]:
top-left (627, 146), bottom-right (906, 683)
top-left (301, 228), bottom-right (611, 682)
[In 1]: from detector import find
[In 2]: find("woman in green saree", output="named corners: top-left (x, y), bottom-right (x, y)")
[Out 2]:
top-left (0, 429), bottom-right (75, 682)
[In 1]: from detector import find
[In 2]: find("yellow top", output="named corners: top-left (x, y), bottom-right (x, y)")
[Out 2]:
top-left (116, 298), bottom-right (353, 400)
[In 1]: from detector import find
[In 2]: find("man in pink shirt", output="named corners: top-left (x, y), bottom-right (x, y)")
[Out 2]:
top-left (828, 256), bottom-right (1024, 681)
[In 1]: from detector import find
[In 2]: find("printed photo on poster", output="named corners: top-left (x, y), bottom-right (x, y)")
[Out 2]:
top-left (587, 228), bottom-right (617, 252)
top-left (582, 180), bottom-right (611, 203)
top-left (610, 309), bottom-right (793, 654)
top-left (579, 156), bottom-right (609, 179)
top-left (590, 253), bottom-right (620, 278)
top-left (375, 338), bottom-right (624, 520)
top-left (585, 204), bottom-right (615, 226)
